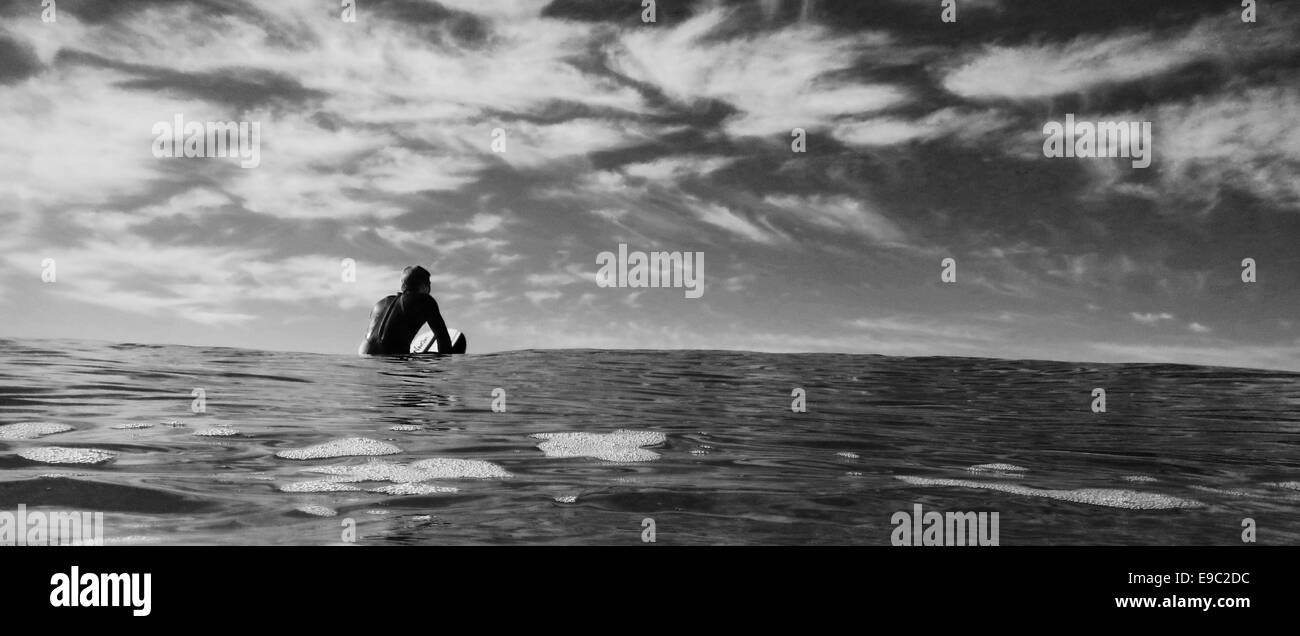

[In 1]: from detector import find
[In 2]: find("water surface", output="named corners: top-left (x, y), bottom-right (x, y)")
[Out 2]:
top-left (2, 338), bottom-right (1298, 545)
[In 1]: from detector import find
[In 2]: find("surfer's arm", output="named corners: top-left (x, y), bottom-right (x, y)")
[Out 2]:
top-left (424, 297), bottom-right (454, 353)
top-left (357, 300), bottom-right (385, 355)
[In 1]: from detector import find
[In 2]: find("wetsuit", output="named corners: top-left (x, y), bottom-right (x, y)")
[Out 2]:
top-left (358, 292), bottom-right (453, 355)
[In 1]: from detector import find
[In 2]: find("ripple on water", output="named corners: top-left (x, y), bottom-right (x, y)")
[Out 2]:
top-left (276, 437), bottom-right (402, 460)
top-left (0, 422), bottom-right (74, 440)
top-left (896, 476), bottom-right (1203, 510)
top-left (18, 447), bottom-right (116, 464)
top-left (531, 430), bottom-right (666, 462)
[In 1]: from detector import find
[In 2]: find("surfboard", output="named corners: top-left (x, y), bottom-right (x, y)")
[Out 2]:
top-left (409, 328), bottom-right (467, 354)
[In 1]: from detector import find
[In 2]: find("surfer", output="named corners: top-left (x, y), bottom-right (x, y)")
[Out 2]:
top-left (357, 266), bottom-right (455, 355)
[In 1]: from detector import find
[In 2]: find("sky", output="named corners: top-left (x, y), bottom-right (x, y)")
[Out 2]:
top-left (0, 0), bottom-right (1297, 370)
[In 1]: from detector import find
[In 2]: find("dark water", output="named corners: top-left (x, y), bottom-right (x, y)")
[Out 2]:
top-left (1, 337), bottom-right (1298, 545)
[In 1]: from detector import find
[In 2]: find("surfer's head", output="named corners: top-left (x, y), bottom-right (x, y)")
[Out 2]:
top-left (400, 265), bottom-right (431, 294)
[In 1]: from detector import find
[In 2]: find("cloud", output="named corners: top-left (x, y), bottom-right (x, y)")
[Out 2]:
top-left (525, 290), bottom-right (562, 305)
top-left (943, 30), bottom-right (1207, 100)
top-left (1089, 342), bottom-right (1300, 372)
top-left (609, 8), bottom-right (908, 137)
top-left (694, 200), bottom-right (786, 245)
top-left (1153, 85), bottom-right (1300, 206)
top-left (764, 194), bottom-right (906, 243)
top-left (847, 316), bottom-right (1003, 343)
top-left (832, 107), bottom-right (1013, 147)
top-left (466, 213), bottom-right (505, 233)
top-left (1131, 312), bottom-right (1175, 325)
top-left (621, 155), bottom-right (735, 181)
top-left (2, 237), bottom-right (393, 326)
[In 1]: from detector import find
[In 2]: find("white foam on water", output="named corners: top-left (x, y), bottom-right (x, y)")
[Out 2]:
top-left (531, 430), bottom-right (666, 462)
top-left (389, 425), bottom-right (420, 432)
top-left (276, 437), bottom-right (402, 460)
top-left (972, 460), bottom-right (1029, 470)
top-left (554, 495), bottom-right (578, 503)
top-left (411, 515), bottom-right (432, 522)
top-left (102, 536), bottom-right (164, 545)
top-left (410, 457), bottom-right (512, 479)
top-left (160, 420), bottom-right (186, 427)
top-left (370, 483), bottom-right (458, 496)
top-left (0, 422), bottom-right (74, 440)
top-left (305, 458), bottom-right (511, 485)
top-left (1122, 475), bottom-right (1158, 483)
top-left (38, 473), bottom-right (88, 478)
top-left (308, 462), bottom-right (431, 483)
top-left (1191, 485), bottom-right (1256, 498)
top-left (836, 452), bottom-right (860, 459)
top-left (111, 423), bottom-right (154, 430)
top-left (1265, 481), bottom-right (1300, 491)
top-left (296, 505), bottom-right (338, 517)
top-left (194, 428), bottom-right (240, 437)
top-left (896, 475), bottom-right (1203, 509)
top-left (18, 447), bottom-right (116, 465)
top-left (365, 509), bottom-right (391, 515)
top-left (280, 479), bottom-right (362, 493)
top-left (690, 449), bottom-right (708, 455)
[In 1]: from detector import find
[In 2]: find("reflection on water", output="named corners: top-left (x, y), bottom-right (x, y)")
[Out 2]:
top-left (1, 338), bottom-right (1299, 545)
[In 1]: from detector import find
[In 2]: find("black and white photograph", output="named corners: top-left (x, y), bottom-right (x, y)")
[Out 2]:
top-left (0, 0), bottom-right (1295, 619)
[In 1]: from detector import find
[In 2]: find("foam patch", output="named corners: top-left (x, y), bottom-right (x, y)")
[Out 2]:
top-left (111, 423), bottom-right (154, 430)
top-left (389, 425), bottom-right (420, 432)
top-left (280, 479), bottom-right (361, 493)
top-left (896, 475), bottom-right (1203, 510)
top-left (836, 452), bottom-right (859, 459)
top-left (194, 428), bottom-right (240, 437)
top-left (1266, 481), bottom-right (1300, 491)
top-left (1122, 475), bottom-right (1158, 483)
top-left (1191, 485), bottom-right (1256, 497)
top-left (531, 430), bottom-right (666, 462)
top-left (554, 495), bottom-right (577, 503)
top-left (370, 483), bottom-right (459, 496)
top-left (968, 463), bottom-right (1027, 473)
top-left (18, 447), bottom-right (115, 464)
top-left (0, 422), bottom-right (74, 440)
top-left (296, 505), bottom-right (338, 517)
top-left (276, 437), bottom-right (402, 460)
top-left (306, 457), bottom-right (511, 482)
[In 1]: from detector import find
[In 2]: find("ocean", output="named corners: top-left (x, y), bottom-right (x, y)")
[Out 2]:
top-left (2, 338), bottom-right (1298, 545)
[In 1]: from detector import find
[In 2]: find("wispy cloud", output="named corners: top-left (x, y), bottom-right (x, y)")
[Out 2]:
top-left (1131, 312), bottom-right (1176, 325)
